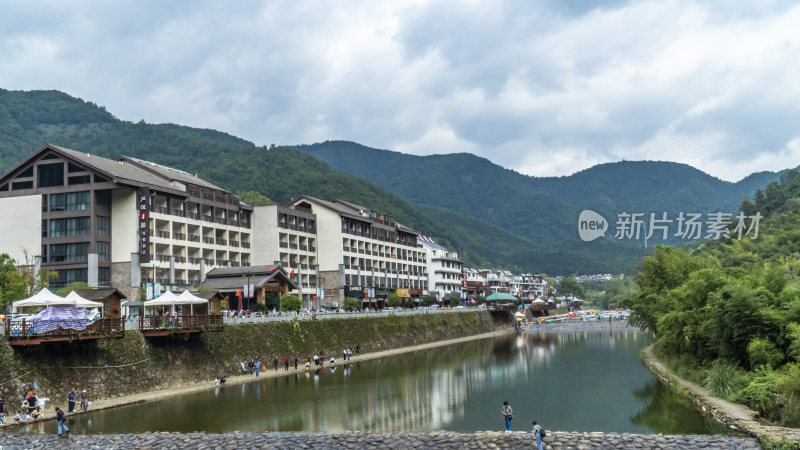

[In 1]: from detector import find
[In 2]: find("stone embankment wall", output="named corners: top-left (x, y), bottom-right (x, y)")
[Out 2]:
top-left (0, 311), bottom-right (495, 405)
top-left (0, 430), bottom-right (762, 449)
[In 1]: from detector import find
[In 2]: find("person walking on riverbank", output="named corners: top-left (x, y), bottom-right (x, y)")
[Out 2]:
top-left (356, 344), bottom-right (360, 356)
top-left (294, 356), bottom-right (299, 370)
top-left (273, 357), bottom-right (279, 371)
top-left (255, 359), bottom-right (261, 377)
top-left (55, 407), bottom-right (69, 437)
top-left (501, 401), bottom-right (513, 432)
top-left (284, 356), bottom-right (290, 371)
top-left (532, 420), bottom-right (543, 450)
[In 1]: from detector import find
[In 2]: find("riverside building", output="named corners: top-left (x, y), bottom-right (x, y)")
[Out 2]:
top-left (0, 145), bottom-right (252, 299)
top-left (289, 196), bottom-right (428, 308)
top-left (417, 235), bottom-right (463, 304)
top-left (251, 203), bottom-right (319, 305)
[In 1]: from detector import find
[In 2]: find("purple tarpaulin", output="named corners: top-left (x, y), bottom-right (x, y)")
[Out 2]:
top-left (31, 305), bottom-right (87, 333)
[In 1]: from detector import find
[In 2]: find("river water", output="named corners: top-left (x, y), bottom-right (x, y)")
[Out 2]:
top-left (35, 326), bottom-right (731, 435)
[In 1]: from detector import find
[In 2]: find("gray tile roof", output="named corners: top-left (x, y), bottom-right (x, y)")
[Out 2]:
top-left (120, 156), bottom-right (224, 191)
top-left (50, 145), bottom-right (182, 193)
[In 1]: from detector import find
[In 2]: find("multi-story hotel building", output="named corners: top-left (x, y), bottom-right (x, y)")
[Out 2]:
top-left (510, 274), bottom-right (547, 300)
top-left (251, 203), bottom-right (319, 304)
top-left (289, 196), bottom-right (428, 308)
top-left (0, 145), bottom-right (252, 299)
top-left (417, 236), bottom-right (463, 302)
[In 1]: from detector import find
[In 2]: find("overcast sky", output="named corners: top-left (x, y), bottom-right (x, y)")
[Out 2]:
top-left (1, 1), bottom-right (799, 181)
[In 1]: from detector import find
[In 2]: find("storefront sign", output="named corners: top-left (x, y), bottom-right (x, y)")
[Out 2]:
top-left (396, 289), bottom-right (409, 297)
top-left (138, 187), bottom-right (150, 263)
top-left (410, 289), bottom-right (423, 296)
top-left (345, 285), bottom-right (365, 298)
top-left (375, 287), bottom-right (392, 297)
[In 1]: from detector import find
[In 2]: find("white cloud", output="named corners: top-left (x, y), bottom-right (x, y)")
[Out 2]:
top-left (1, 0), bottom-right (800, 181)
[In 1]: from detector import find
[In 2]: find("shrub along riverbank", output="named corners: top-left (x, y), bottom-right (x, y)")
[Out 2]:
top-left (0, 311), bottom-right (497, 407)
top-left (628, 170), bottom-right (800, 435)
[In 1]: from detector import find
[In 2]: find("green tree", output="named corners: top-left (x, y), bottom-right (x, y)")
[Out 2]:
top-left (558, 277), bottom-right (585, 298)
top-left (386, 293), bottom-right (402, 307)
top-left (280, 294), bottom-right (302, 312)
top-left (56, 281), bottom-right (92, 297)
top-left (235, 190), bottom-right (273, 206)
top-left (343, 297), bottom-right (361, 311)
top-left (421, 295), bottom-right (437, 306)
top-left (475, 295), bottom-right (486, 305)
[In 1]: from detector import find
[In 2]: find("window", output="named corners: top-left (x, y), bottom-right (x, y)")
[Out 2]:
top-left (41, 153), bottom-right (58, 160)
top-left (37, 163), bottom-right (64, 188)
top-left (49, 242), bottom-right (90, 263)
top-left (50, 217), bottom-right (91, 237)
top-left (41, 245), bottom-right (48, 263)
top-left (41, 219), bottom-right (47, 238)
top-left (12, 181), bottom-right (33, 190)
top-left (19, 167), bottom-right (33, 177)
top-left (41, 195), bottom-right (48, 212)
top-left (67, 191), bottom-right (90, 210)
top-left (94, 174), bottom-right (109, 183)
top-left (50, 268), bottom-right (88, 288)
top-left (0, 183), bottom-right (7, 191)
top-left (96, 216), bottom-right (110, 236)
top-left (67, 163), bottom-right (85, 173)
top-left (98, 268), bottom-right (110, 288)
top-left (97, 241), bottom-right (109, 262)
top-left (95, 190), bottom-right (111, 212)
top-left (68, 175), bottom-right (91, 185)
top-left (51, 191), bottom-right (91, 211)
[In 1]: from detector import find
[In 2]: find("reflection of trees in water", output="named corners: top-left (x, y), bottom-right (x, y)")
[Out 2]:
top-left (629, 381), bottom-right (730, 435)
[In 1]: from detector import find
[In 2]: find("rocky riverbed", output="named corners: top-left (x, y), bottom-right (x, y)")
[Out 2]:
top-left (0, 430), bottom-right (761, 449)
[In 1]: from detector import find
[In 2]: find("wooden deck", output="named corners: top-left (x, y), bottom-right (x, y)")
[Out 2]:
top-left (4, 314), bottom-right (224, 345)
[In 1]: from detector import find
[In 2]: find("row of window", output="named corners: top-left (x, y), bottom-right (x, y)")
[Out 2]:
top-left (41, 216), bottom-right (110, 237)
top-left (41, 241), bottom-right (109, 263)
top-left (48, 267), bottom-right (110, 289)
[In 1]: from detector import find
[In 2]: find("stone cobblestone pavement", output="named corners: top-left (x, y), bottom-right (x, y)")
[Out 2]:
top-left (0, 430), bottom-right (761, 449)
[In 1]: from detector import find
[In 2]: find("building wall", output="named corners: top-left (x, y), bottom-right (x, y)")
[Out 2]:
top-left (0, 195), bottom-right (42, 263)
top-left (251, 205), bottom-right (278, 265)
top-left (111, 188), bottom-right (137, 263)
top-left (312, 204), bottom-right (344, 271)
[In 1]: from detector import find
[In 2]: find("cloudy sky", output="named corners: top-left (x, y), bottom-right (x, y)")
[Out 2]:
top-left (1, 1), bottom-right (799, 181)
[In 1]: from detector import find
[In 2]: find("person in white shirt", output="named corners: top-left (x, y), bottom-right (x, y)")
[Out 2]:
top-left (532, 420), bottom-right (543, 450)
top-left (501, 401), bottom-right (513, 432)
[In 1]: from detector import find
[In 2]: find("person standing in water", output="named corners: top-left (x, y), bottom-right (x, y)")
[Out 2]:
top-left (501, 401), bottom-right (513, 432)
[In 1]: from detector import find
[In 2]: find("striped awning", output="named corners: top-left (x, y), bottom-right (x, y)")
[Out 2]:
top-left (31, 305), bottom-right (87, 333)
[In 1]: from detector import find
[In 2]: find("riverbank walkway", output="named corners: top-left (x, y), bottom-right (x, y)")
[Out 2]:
top-left (0, 430), bottom-right (762, 449)
top-left (642, 344), bottom-right (800, 445)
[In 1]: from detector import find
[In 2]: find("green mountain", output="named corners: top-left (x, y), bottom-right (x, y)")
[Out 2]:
top-left (0, 89), bottom-right (780, 274)
top-left (295, 140), bottom-right (784, 246)
top-left (0, 88), bottom-right (644, 274)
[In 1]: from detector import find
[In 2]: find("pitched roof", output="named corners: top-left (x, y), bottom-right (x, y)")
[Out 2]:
top-left (49, 146), bottom-right (181, 193)
top-left (74, 288), bottom-right (128, 300)
top-left (119, 156), bottom-right (224, 191)
top-left (200, 266), bottom-right (298, 291)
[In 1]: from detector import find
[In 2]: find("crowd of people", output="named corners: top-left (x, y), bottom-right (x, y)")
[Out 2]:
top-left (0, 386), bottom-right (90, 438)
top-left (236, 345), bottom-right (362, 379)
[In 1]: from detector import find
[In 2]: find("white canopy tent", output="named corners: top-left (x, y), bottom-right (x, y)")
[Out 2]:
top-left (143, 290), bottom-right (208, 315)
top-left (532, 299), bottom-right (546, 304)
top-left (13, 288), bottom-right (102, 310)
top-left (64, 291), bottom-right (104, 308)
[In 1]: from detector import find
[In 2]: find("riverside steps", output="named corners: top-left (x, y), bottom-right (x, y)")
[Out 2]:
top-left (0, 431), bottom-right (762, 449)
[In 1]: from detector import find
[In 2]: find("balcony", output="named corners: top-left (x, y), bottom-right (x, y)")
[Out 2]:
top-left (172, 233), bottom-right (186, 240)
top-left (216, 239), bottom-right (228, 246)
top-left (156, 231), bottom-right (170, 238)
top-left (308, 246), bottom-right (316, 252)
top-left (241, 242), bottom-right (250, 248)
top-left (188, 235), bottom-right (200, 242)
top-left (280, 242), bottom-right (289, 248)
top-left (230, 241), bottom-right (240, 247)
top-left (203, 237), bottom-right (215, 244)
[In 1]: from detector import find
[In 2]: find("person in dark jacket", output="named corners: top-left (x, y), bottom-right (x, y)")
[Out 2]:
top-left (55, 407), bottom-right (69, 437)
top-left (67, 389), bottom-right (77, 413)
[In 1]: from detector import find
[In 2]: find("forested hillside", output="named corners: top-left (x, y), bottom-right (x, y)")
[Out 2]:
top-left (295, 140), bottom-right (784, 246)
top-left (0, 88), bottom-right (651, 273)
top-left (628, 169), bottom-right (800, 426)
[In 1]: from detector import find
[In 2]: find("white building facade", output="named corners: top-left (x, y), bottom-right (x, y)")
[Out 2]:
top-left (418, 236), bottom-right (463, 302)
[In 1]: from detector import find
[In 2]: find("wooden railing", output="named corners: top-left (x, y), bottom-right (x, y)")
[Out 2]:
top-left (138, 314), bottom-right (223, 331)
top-left (4, 317), bottom-right (126, 342)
